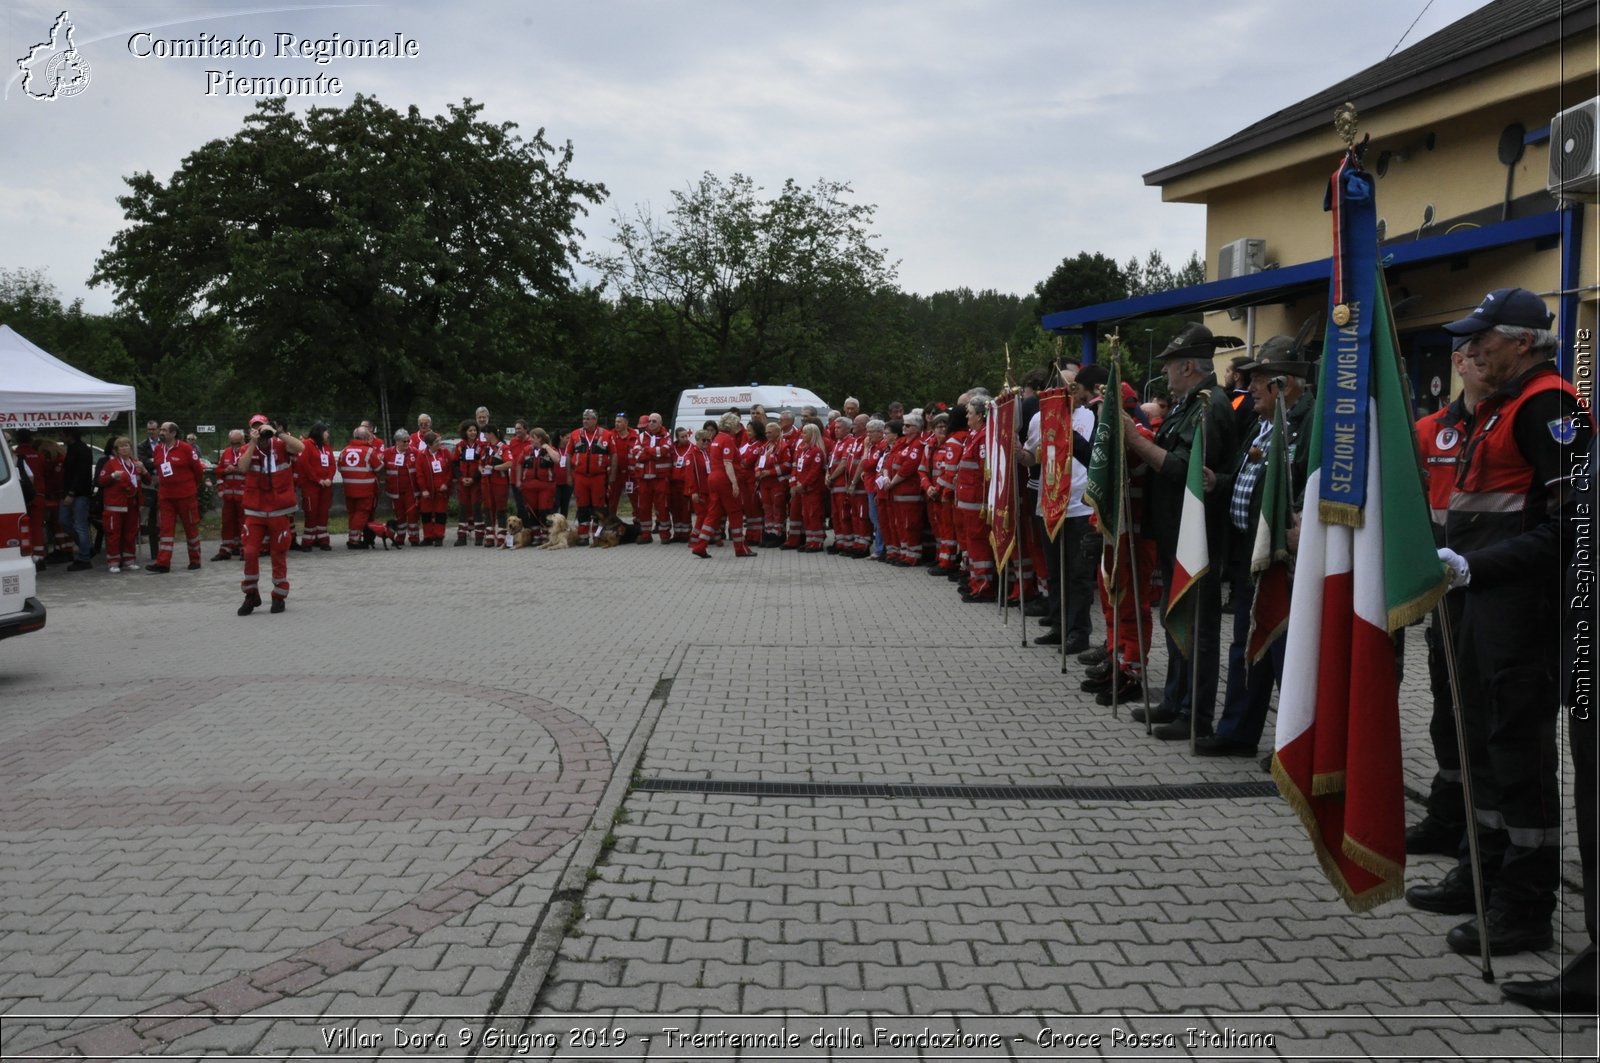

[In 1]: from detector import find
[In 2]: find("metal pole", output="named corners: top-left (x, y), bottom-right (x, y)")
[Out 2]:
top-left (1189, 589), bottom-right (1201, 755)
top-left (1017, 449), bottom-right (1027, 647)
top-left (1435, 599), bottom-right (1495, 983)
top-left (1126, 522), bottom-right (1154, 732)
top-left (1059, 533), bottom-right (1069, 674)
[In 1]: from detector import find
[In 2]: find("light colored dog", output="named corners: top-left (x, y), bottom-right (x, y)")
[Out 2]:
top-left (505, 515), bottom-right (539, 550)
top-left (541, 513), bottom-right (578, 550)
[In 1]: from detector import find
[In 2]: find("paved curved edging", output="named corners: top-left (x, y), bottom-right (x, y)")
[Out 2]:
top-left (5, 676), bottom-right (610, 1061)
top-left (473, 645), bottom-right (689, 1063)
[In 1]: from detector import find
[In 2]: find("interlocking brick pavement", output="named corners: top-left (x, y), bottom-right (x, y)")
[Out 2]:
top-left (3, 539), bottom-right (1596, 1061)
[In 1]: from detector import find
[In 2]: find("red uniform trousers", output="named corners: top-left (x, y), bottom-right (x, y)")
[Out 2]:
top-left (935, 496), bottom-right (959, 570)
top-left (219, 495), bottom-right (244, 555)
top-left (242, 514), bottom-right (293, 602)
top-left (606, 472), bottom-right (631, 517)
top-left (959, 503), bottom-right (995, 594)
top-left (344, 490), bottom-right (377, 547)
top-left (387, 489), bottom-right (418, 544)
top-left (480, 478), bottom-right (510, 545)
top-left (103, 503), bottom-right (139, 568)
top-left (888, 493), bottom-right (925, 565)
top-left (851, 489), bottom-right (871, 556)
top-left (739, 472), bottom-right (761, 544)
top-left (524, 480), bottom-right (556, 541)
top-left (634, 477), bottom-right (669, 541)
top-left (1098, 534), bottom-right (1158, 676)
top-left (668, 477), bottom-right (693, 541)
top-left (523, 479), bottom-right (556, 514)
top-left (828, 485), bottom-right (850, 550)
top-left (1008, 502), bottom-right (1048, 600)
top-left (572, 473), bottom-right (608, 538)
top-left (760, 478), bottom-right (787, 541)
top-left (299, 482), bottom-right (332, 547)
top-left (692, 480), bottom-right (751, 557)
top-left (26, 497), bottom-right (49, 560)
top-left (458, 478), bottom-right (482, 542)
top-left (797, 488), bottom-right (825, 550)
top-left (156, 495), bottom-right (202, 568)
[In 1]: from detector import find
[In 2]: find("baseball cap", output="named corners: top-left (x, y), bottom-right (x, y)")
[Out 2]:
top-left (1442, 287), bottom-right (1554, 335)
top-left (249, 413), bottom-right (270, 427)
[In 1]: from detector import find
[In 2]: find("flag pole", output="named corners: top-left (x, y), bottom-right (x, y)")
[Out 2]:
top-left (1059, 532), bottom-right (1069, 674)
top-left (1189, 403), bottom-right (1207, 755)
top-left (1017, 410), bottom-right (1027, 647)
top-left (1189, 589), bottom-right (1201, 754)
top-left (1126, 534), bottom-right (1153, 732)
top-left (1435, 600), bottom-right (1494, 982)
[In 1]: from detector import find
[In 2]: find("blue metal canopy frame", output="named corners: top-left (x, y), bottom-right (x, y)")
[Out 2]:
top-left (1041, 208), bottom-right (1577, 373)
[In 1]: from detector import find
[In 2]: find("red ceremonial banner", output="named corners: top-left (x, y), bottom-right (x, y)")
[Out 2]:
top-left (988, 391), bottom-right (1017, 569)
top-left (1037, 387), bottom-right (1073, 540)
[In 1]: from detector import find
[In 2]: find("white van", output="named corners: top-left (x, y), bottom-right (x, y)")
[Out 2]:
top-left (0, 433), bottom-right (46, 641)
top-left (673, 385), bottom-right (833, 435)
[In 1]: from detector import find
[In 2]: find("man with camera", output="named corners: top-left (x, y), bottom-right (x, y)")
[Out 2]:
top-left (236, 414), bottom-right (304, 615)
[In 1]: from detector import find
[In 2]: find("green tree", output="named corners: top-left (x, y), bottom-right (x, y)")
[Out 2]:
top-left (0, 268), bottom-right (136, 397)
top-left (1034, 252), bottom-right (1127, 316)
top-left (90, 95), bottom-right (606, 430)
top-left (608, 173), bottom-right (898, 389)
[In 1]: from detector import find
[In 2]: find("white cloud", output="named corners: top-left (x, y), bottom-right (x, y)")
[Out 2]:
top-left (0, 0), bottom-right (1493, 314)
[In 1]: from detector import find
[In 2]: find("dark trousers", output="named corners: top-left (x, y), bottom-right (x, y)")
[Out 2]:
top-left (1572, 704), bottom-right (1598, 942)
top-left (1041, 513), bottom-right (1094, 648)
top-left (1216, 552), bottom-right (1284, 746)
top-left (1159, 556), bottom-right (1223, 725)
top-left (1455, 594), bottom-right (1561, 917)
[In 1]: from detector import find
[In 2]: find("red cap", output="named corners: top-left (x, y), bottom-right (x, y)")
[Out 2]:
top-left (1120, 383), bottom-right (1139, 408)
top-left (637, 416), bottom-right (649, 428)
top-left (249, 413), bottom-right (270, 427)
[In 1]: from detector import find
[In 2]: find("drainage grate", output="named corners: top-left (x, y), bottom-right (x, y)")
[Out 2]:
top-left (634, 777), bottom-right (1280, 802)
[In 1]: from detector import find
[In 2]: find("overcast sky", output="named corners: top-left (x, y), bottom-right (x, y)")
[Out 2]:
top-left (1, 0), bottom-right (1491, 316)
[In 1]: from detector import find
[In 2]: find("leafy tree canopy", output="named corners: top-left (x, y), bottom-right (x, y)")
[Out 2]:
top-left (89, 95), bottom-right (606, 428)
top-left (606, 173), bottom-right (898, 389)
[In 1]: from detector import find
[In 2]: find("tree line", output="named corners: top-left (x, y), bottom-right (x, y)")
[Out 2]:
top-left (5, 95), bottom-right (1206, 436)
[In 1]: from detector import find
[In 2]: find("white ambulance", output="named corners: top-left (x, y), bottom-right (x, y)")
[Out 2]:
top-left (672, 385), bottom-right (833, 435)
top-left (0, 433), bottom-right (46, 641)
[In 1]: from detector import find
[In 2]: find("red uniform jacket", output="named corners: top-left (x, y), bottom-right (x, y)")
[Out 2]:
top-left (241, 438), bottom-right (297, 516)
top-left (153, 441), bottom-right (205, 501)
top-left (709, 432), bottom-right (739, 485)
top-left (414, 448), bottom-right (452, 499)
top-left (98, 455), bottom-right (146, 509)
top-left (337, 441), bottom-right (382, 500)
top-left (296, 440), bottom-right (335, 488)
top-left (383, 446), bottom-right (414, 498)
top-left (792, 443), bottom-right (825, 493)
top-left (565, 428), bottom-right (614, 478)
top-left (217, 444), bottom-right (248, 501)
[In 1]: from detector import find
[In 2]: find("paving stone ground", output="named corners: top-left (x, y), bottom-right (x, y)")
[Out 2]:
top-left (0, 535), bottom-right (1594, 1061)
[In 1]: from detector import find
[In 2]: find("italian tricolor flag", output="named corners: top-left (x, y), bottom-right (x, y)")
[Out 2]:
top-left (1164, 414), bottom-right (1208, 657)
top-left (1272, 277), bottom-right (1446, 912)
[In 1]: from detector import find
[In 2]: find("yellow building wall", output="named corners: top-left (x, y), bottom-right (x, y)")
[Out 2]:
top-left (1166, 39), bottom-right (1600, 394)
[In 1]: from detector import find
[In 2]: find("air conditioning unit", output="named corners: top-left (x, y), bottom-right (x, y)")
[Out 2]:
top-left (1549, 97), bottom-right (1600, 200)
top-left (1217, 237), bottom-right (1265, 280)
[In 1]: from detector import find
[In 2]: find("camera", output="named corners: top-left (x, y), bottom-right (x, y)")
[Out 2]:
top-left (259, 426), bottom-right (276, 439)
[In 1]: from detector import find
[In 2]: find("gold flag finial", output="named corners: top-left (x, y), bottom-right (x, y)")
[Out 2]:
top-left (1334, 102), bottom-right (1359, 148)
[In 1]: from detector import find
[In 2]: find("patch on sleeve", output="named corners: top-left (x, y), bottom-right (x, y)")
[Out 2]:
top-left (1549, 415), bottom-right (1579, 445)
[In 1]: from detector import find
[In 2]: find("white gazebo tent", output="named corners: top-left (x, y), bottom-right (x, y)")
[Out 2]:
top-left (0, 324), bottom-right (136, 432)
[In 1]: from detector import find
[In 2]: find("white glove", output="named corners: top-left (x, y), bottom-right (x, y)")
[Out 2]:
top-left (1438, 547), bottom-right (1471, 588)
